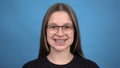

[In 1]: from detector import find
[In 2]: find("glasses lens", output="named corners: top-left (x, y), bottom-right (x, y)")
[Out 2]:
top-left (47, 25), bottom-right (74, 35)
top-left (62, 25), bottom-right (74, 34)
top-left (47, 25), bottom-right (58, 34)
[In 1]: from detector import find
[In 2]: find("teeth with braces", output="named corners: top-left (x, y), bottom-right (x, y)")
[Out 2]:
top-left (55, 39), bottom-right (65, 43)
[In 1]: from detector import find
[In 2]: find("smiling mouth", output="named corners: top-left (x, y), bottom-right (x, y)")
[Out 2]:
top-left (54, 39), bottom-right (67, 45)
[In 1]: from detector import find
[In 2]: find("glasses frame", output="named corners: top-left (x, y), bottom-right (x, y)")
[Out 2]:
top-left (46, 24), bottom-right (74, 35)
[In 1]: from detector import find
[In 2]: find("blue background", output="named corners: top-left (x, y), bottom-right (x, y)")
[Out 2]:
top-left (0, 0), bottom-right (120, 68)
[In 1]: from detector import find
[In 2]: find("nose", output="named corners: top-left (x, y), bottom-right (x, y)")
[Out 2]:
top-left (56, 27), bottom-right (65, 36)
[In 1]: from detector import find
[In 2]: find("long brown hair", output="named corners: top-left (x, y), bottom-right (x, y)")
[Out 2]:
top-left (38, 3), bottom-right (83, 58)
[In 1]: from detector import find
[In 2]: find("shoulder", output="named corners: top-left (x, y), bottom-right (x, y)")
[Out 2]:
top-left (22, 57), bottom-right (46, 68)
top-left (74, 56), bottom-right (99, 68)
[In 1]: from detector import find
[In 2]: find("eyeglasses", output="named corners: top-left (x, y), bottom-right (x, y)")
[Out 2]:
top-left (47, 25), bottom-right (74, 35)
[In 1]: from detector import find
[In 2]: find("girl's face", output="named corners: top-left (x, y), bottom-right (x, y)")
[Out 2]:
top-left (47, 11), bottom-right (74, 52)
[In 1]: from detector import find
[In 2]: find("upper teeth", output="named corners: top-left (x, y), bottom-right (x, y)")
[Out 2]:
top-left (55, 40), bottom-right (65, 43)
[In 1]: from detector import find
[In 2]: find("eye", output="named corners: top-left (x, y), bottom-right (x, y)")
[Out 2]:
top-left (47, 25), bottom-right (58, 29)
top-left (63, 25), bottom-right (73, 29)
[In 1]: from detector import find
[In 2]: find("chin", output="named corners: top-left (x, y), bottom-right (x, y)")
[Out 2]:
top-left (51, 45), bottom-right (70, 52)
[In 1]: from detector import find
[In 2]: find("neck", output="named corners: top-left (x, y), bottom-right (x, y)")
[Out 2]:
top-left (47, 48), bottom-right (74, 65)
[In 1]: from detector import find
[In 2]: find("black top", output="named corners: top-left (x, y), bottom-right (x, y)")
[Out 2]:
top-left (23, 56), bottom-right (99, 68)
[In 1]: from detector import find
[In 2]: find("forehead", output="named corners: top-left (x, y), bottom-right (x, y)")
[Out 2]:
top-left (48, 11), bottom-right (73, 25)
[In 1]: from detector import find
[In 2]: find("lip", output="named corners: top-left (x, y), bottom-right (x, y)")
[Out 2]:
top-left (54, 38), bottom-right (67, 45)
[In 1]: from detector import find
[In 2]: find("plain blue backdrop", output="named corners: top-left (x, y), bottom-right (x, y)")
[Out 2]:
top-left (0, 0), bottom-right (120, 68)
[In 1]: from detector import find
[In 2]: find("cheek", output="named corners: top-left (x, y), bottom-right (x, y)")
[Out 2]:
top-left (47, 31), bottom-right (54, 37)
top-left (46, 32), bottom-right (52, 45)
top-left (68, 32), bottom-right (74, 40)
top-left (47, 31), bottom-right (54, 43)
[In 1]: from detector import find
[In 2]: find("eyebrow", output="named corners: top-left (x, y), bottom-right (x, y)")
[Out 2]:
top-left (48, 23), bottom-right (73, 26)
top-left (47, 23), bottom-right (57, 26)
